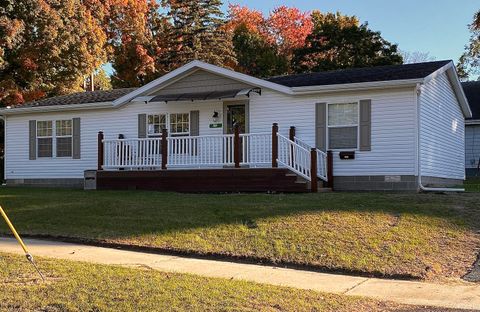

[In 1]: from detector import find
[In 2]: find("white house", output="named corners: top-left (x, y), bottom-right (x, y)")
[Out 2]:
top-left (0, 60), bottom-right (471, 192)
top-left (462, 81), bottom-right (480, 177)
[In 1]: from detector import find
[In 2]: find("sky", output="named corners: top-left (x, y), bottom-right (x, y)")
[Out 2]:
top-left (224, 0), bottom-right (477, 62)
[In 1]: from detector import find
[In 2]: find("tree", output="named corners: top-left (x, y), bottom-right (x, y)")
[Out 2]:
top-left (106, 0), bottom-right (173, 87)
top-left (232, 24), bottom-right (288, 77)
top-left (400, 50), bottom-right (436, 64)
top-left (266, 6), bottom-right (313, 57)
top-left (162, 0), bottom-right (236, 70)
top-left (457, 9), bottom-right (480, 80)
top-left (84, 68), bottom-right (112, 91)
top-left (0, 0), bottom-right (108, 106)
top-left (227, 5), bottom-right (312, 75)
top-left (292, 11), bottom-right (403, 73)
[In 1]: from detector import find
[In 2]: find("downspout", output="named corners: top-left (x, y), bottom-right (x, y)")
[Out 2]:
top-left (0, 115), bottom-right (5, 184)
top-left (415, 83), bottom-right (465, 192)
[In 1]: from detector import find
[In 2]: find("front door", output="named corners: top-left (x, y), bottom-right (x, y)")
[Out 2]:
top-left (225, 103), bottom-right (247, 134)
top-left (224, 102), bottom-right (249, 164)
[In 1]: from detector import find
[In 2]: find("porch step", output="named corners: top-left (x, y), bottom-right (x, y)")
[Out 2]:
top-left (96, 168), bottom-right (309, 193)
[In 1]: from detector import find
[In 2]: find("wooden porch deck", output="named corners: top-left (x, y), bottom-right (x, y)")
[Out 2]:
top-left (96, 168), bottom-right (312, 193)
top-left (95, 123), bottom-right (332, 193)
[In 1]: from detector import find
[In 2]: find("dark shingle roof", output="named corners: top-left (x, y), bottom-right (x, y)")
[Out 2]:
top-left (267, 60), bottom-right (451, 87)
top-left (19, 88), bottom-right (137, 108)
top-left (16, 61), bottom-right (453, 109)
top-left (462, 81), bottom-right (480, 120)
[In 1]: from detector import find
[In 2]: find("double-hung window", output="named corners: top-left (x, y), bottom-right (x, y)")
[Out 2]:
top-left (56, 120), bottom-right (72, 157)
top-left (169, 113), bottom-right (190, 136)
top-left (327, 103), bottom-right (359, 149)
top-left (36, 120), bottom-right (72, 158)
top-left (37, 121), bottom-right (53, 157)
top-left (147, 114), bottom-right (167, 137)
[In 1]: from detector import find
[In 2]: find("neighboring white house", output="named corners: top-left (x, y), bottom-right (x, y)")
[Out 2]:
top-left (463, 81), bottom-right (480, 177)
top-left (0, 60), bottom-right (471, 191)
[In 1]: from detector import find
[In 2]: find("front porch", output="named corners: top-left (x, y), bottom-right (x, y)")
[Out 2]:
top-left (94, 124), bottom-right (332, 193)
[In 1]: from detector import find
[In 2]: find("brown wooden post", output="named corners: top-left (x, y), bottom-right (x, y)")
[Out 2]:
top-left (271, 123), bottom-right (278, 168)
top-left (161, 128), bottom-right (168, 170)
top-left (233, 125), bottom-right (240, 168)
top-left (327, 150), bottom-right (334, 189)
top-left (289, 126), bottom-right (295, 165)
top-left (289, 126), bottom-right (295, 141)
top-left (310, 148), bottom-right (318, 192)
top-left (97, 131), bottom-right (104, 171)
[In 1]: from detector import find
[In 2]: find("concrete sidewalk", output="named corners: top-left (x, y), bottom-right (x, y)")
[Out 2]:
top-left (0, 237), bottom-right (479, 310)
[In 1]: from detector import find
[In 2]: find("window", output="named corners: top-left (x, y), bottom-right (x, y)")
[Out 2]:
top-left (328, 103), bottom-right (358, 149)
top-left (147, 114), bottom-right (167, 136)
top-left (37, 121), bottom-right (53, 157)
top-left (56, 120), bottom-right (72, 157)
top-left (169, 113), bottom-right (189, 136)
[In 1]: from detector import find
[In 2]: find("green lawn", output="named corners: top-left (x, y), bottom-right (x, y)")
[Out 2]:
top-left (465, 177), bottom-right (480, 192)
top-left (0, 188), bottom-right (479, 280)
top-left (0, 253), bottom-right (460, 312)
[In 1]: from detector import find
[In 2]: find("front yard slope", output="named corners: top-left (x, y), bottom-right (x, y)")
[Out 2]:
top-left (0, 188), bottom-right (479, 281)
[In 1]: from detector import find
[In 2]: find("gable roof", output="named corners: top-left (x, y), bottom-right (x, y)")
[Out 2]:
top-left (112, 60), bottom-right (293, 106)
top-left (462, 81), bottom-right (480, 121)
top-left (268, 60), bottom-right (451, 87)
top-left (19, 88), bottom-right (136, 108)
top-left (1, 60), bottom-right (470, 118)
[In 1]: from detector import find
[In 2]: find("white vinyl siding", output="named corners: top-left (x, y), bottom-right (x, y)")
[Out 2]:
top-left (419, 72), bottom-right (465, 180)
top-left (5, 100), bottom-right (223, 179)
top-left (150, 69), bottom-right (252, 95)
top-left (249, 88), bottom-right (417, 176)
top-left (466, 124), bottom-right (480, 169)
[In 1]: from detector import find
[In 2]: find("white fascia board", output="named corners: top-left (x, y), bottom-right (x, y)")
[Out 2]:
top-left (424, 61), bottom-right (472, 118)
top-left (112, 60), bottom-right (293, 106)
top-left (291, 78), bottom-right (422, 94)
top-left (0, 102), bottom-right (113, 115)
top-left (466, 119), bottom-right (480, 125)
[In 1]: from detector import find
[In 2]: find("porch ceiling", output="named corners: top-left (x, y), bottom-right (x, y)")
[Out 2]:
top-left (148, 87), bottom-right (261, 103)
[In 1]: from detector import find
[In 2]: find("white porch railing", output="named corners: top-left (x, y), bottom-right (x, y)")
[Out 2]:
top-left (277, 133), bottom-right (312, 181)
top-left (100, 124), bottom-right (329, 188)
top-left (103, 133), bottom-right (272, 170)
top-left (240, 133), bottom-right (272, 166)
top-left (167, 134), bottom-right (235, 167)
top-left (293, 137), bottom-right (328, 182)
top-left (103, 138), bottom-right (163, 169)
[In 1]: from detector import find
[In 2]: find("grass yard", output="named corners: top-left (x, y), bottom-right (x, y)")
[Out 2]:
top-left (0, 253), bottom-right (464, 312)
top-left (465, 177), bottom-right (480, 192)
top-left (0, 188), bottom-right (479, 281)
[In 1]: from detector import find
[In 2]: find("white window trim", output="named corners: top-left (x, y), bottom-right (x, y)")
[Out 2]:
top-left (146, 113), bottom-right (167, 137)
top-left (55, 119), bottom-right (73, 158)
top-left (326, 102), bottom-right (360, 151)
top-left (36, 119), bottom-right (73, 158)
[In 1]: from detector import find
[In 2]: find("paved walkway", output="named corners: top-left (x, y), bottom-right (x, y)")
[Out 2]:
top-left (0, 237), bottom-right (479, 310)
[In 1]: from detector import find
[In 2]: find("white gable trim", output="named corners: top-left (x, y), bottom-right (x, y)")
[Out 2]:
top-left (112, 60), bottom-right (293, 106)
top-left (423, 61), bottom-right (472, 118)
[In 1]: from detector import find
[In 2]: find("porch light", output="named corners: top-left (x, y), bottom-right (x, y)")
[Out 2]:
top-left (212, 111), bottom-right (219, 122)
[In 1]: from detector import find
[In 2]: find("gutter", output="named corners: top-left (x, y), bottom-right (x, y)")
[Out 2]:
top-left (415, 83), bottom-right (465, 192)
top-left (0, 101), bottom-right (114, 115)
top-left (291, 78), bottom-right (423, 95)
